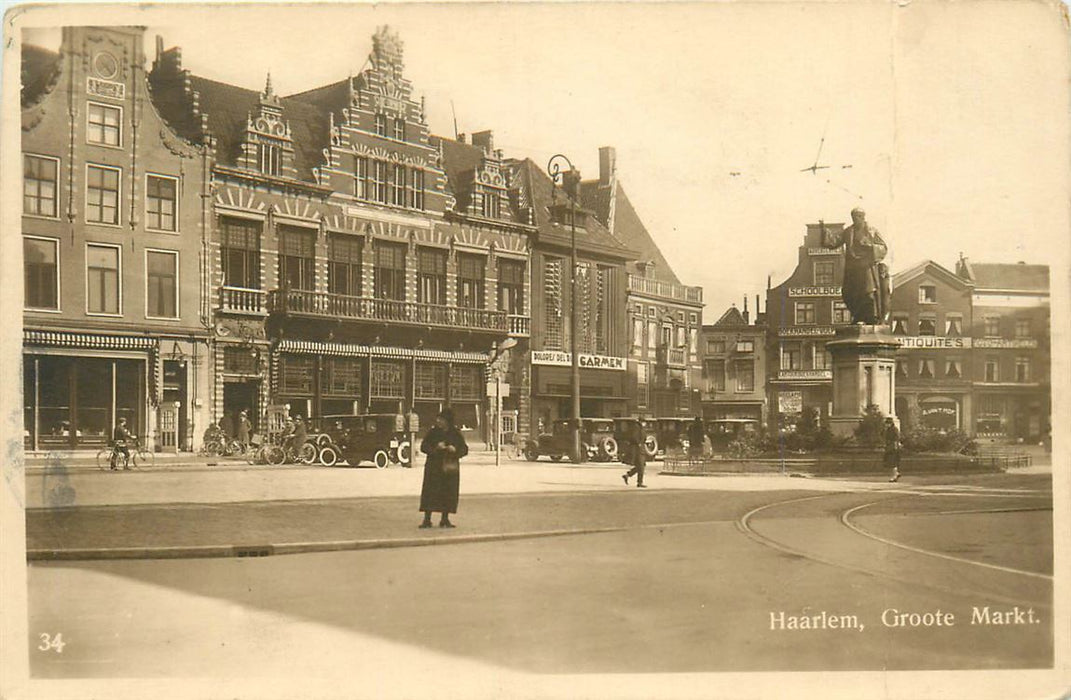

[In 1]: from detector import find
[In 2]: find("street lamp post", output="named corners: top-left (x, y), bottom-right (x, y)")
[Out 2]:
top-left (548, 155), bottom-right (583, 464)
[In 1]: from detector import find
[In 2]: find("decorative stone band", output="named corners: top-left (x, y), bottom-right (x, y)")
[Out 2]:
top-left (24, 329), bottom-right (156, 350)
top-left (274, 339), bottom-right (489, 364)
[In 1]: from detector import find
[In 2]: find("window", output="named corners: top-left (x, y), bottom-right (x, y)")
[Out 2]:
top-left (328, 234), bottom-right (362, 297)
top-left (391, 164), bottom-right (407, 206)
top-left (896, 360), bottom-right (908, 379)
top-left (918, 317), bottom-right (936, 337)
top-left (735, 339), bottom-right (754, 353)
top-left (707, 339), bottom-right (726, 355)
top-left (794, 302), bottom-right (815, 325)
top-left (373, 241), bottom-right (406, 301)
top-left (1015, 319), bottom-right (1031, 338)
top-left (647, 306), bottom-right (656, 318)
top-left (636, 362), bottom-right (649, 407)
top-left (87, 103), bottom-right (121, 146)
top-left (24, 155), bottom-right (58, 217)
top-left (86, 165), bottom-right (120, 225)
top-left (676, 326), bottom-right (686, 348)
top-left (646, 321), bottom-right (658, 352)
top-left (707, 359), bottom-right (726, 392)
top-left (146, 250), bottom-right (178, 318)
top-left (690, 328), bottom-right (699, 357)
top-left (223, 346), bottom-right (258, 374)
top-left (375, 114), bottom-right (388, 137)
top-left (24, 237), bottom-right (58, 310)
top-left (945, 315), bottom-right (963, 337)
top-left (417, 247), bottom-right (447, 305)
top-left (324, 358), bottom-right (362, 398)
top-left (945, 358), bottom-right (962, 379)
top-left (355, 157), bottom-right (370, 200)
top-left (457, 253), bottom-right (486, 309)
top-left (814, 260), bottom-right (835, 286)
top-left (661, 325), bottom-right (673, 347)
top-left (277, 226), bottom-right (316, 291)
top-left (373, 161), bottom-right (388, 203)
top-left (1015, 357), bottom-right (1030, 383)
top-left (689, 313), bottom-right (698, 324)
top-left (780, 343), bottom-right (801, 370)
top-left (735, 360), bottom-right (755, 392)
top-left (86, 243), bottom-right (120, 314)
top-left (891, 316), bottom-right (908, 335)
top-left (392, 118), bottom-right (405, 141)
top-left (918, 285), bottom-right (937, 304)
top-left (544, 257), bottom-right (564, 350)
top-left (677, 311), bottom-right (686, 324)
top-left (984, 358), bottom-right (999, 382)
top-left (632, 319), bottom-right (643, 349)
top-left (498, 259), bottom-right (524, 315)
top-left (481, 191), bottom-right (502, 219)
top-left (832, 300), bottom-right (851, 324)
top-left (813, 343), bottom-right (831, 370)
top-left (370, 360), bottom-right (405, 398)
top-left (984, 316), bottom-right (1001, 337)
top-left (414, 362), bottom-right (446, 399)
top-left (280, 355), bottom-right (314, 395)
top-left (409, 169), bottom-right (425, 210)
top-left (220, 217), bottom-right (261, 289)
top-left (448, 364), bottom-right (481, 401)
top-left (918, 358), bottom-right (935, 379)
top-left (256, 140), bottom-right (282, 176)
top-left (146, 175), bottom-right (177, 232)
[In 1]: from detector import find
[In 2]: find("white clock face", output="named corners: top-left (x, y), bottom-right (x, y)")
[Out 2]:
top-left (93, 52), bottom-right (119, 80)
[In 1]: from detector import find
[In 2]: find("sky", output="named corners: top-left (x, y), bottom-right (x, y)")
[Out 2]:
top-left (19, 2), bottom-right (1070, 319)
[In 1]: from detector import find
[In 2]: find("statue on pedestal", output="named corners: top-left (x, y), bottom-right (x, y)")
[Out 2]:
top-left (820, 208), bottom-right (891, 325)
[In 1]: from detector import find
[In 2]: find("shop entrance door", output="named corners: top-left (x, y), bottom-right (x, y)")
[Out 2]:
top-left (163, 361), bottom-right (188, 450)
top-left (224, 381), bottom-right (260, 432)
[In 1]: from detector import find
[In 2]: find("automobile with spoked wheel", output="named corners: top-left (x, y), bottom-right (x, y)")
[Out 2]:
top-left (316, 413), bottom-right (412, 468)
top-left (524, 418), bottom-right (620, 463)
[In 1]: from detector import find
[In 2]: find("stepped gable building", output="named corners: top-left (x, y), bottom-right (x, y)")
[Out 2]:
top-left (507, 157), bottom-right (635, 435)
top-left (764, 222), bottom-right (853, 431)
top-left (889, 260), bottom-right (974, 433)
top-left (21, 27), bottom-right (212, 453)
top-left (700, 300), bottom-right (767, 426)
top-left (150, 26), bottom-right (532, 444)
top-left (955, 258), bottom-right (1050, 443)
top-left (579, 147), bottom-right (704, 417)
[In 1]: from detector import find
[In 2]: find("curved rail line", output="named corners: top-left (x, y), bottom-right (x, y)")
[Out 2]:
top-left (737, 490), bottom-right (1052, 609)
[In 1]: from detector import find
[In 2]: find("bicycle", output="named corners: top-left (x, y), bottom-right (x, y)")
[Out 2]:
top-left (96, 437), bottom-right (155, 471)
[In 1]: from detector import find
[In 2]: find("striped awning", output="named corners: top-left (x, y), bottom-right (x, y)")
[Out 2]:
top-left (275, 339), bottom-right (489, 364)
top-left (25, 330), bottom-right (157, 351)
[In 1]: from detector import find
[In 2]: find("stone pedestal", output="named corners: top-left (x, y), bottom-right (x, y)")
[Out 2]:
top-left (826, 324), bottom-right (901, 438)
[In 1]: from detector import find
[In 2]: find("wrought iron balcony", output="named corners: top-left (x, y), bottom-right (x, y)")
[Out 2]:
top-left (507, 314), bottom-right (531, 337)
top-left (627, 274), bottom-right (703, 304)
top-left (219, 286), bottom-right (268, 315)
top-left (269, 289), bottom-right (509, 333)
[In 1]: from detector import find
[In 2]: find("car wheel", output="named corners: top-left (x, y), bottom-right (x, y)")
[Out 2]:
top-left (523, 444), bottom-right (540, 462)
top-left (299, 443), bottom-right (318, 465)
top-left (373, 450), bottom-right (390, 469)
top-left (644, 435), bottom-right (659, 459)
top-left (318, 445), bottom-right (339, 467)
top-left (550, 454), bottom-right (563, 462)
top-left (315, 434), bottom-right (331, 447)
top-left (601, 436), bottom-right (619, 460)
top-left (396, 441), bottom-right (411, 465)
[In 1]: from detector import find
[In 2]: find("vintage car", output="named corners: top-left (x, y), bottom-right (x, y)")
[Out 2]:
top-left (524, 418), bottom-right (620, 462)
top-left (611, 417), bottom-right (659, 460)
top-left (315, 413), bottom-right (412, 468)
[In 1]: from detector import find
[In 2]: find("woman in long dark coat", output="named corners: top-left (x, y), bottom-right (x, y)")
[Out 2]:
top-left (419, 409), bottom-right (469, 528)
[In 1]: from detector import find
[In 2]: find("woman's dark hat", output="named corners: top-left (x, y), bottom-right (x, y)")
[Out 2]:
top-left (439, 408), bottom-right (455, 425)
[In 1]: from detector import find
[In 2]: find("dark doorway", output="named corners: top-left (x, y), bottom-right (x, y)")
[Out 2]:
top-left (224, 381), bottom-right (259, 433)
top-left (163, 361), bottom-right (189, 450)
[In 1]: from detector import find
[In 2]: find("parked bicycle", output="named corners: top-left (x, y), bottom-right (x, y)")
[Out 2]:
top-left (96, 436), bottom-right (155, 471)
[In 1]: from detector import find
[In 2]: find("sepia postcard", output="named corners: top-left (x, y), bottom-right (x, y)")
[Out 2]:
top-left (1, 1), bottom-right (1069, 698)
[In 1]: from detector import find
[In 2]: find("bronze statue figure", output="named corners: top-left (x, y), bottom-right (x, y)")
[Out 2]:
top-left (820, 208), bottom-right (891, 324)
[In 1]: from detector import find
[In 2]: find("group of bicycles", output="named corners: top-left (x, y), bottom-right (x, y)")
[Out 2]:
top-left (201, 430), bottom-right (343, 466)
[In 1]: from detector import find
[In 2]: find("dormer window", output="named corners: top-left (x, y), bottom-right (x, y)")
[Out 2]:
top-left (481, 191), bottom-right (502, 219)
top-left (392, 118), bottom-right (405, 141)
top-left (256, 140), bottom-right (282, 176)
top-left (375, 113), bottom-right (388, 137)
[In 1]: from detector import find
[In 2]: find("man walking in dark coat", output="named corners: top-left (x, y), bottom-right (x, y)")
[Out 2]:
top-left (419, 409), bottom-right (469, 528)
top-left (621, 418), bottom-right (648, 488)
top-left (687, 416), bottom-right (706, 459)
top-left (884, 417), bottom-right (902, 482)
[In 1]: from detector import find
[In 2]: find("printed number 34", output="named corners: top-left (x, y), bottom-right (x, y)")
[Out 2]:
top-left (38, 633), bottom-right (66, 653)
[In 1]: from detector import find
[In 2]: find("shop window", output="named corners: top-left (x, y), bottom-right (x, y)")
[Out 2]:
top-left (918, 358), bottom-right (935, 379)
top-left (945, 316), bottom-right (963, 337)
top-left (976, 395), bottom-right (1005, 434)
top-left (448, 364), bottom-right (481, 401)
top-left (370, 360), bottom-right (405, 399)
top-left (794, 302), bottom-right (815, 325)
top-left (324, 357), bottom-right (361, 397)
top-left (146, 250), bottom-right (178, 318)
top-left (414, 362), bottom-right (446, 399)
top-left (24, 155), bottom-right (58, 217)
top-left (918, 285), bottom-right (937, 304)
top-left (945, 358), bottom-right (962, 379)
top-left (278, 226), bottom-right (316, 291)
top-left (418, 247), bottom-right (447, 305)
top-left (918, 317), bottom-right (936, 337)
top-left (87, 102), bottom-right (121, 146)
top-left (373, 241), bottom-right (407, 301)
top-left (1015, 356), bottom-right (1030, 383)
top-left (735, 360), bottom-right (754, 392)
top-left (814, 260), bottom-right (835, 286)
top-left (86, 243), bottom-right (120, 314)
top-left (984, 316), bottom-right (1001, 338)
top-left (457, 253), bottom-right (486, 309)
top-left (328, 234), bottom-right (363, 297)
top-left (220, 217), bottom-right (261, 289)
top-left (146, 175), bottom-right (178, 232)
top-left (86, 164), bottom-right (120, 225)
top-left (279, 355), bottom-right (314, 395)
top-left (24, 237), bottom-right (59, 310)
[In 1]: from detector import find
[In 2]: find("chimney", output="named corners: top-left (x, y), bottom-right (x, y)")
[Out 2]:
top-left (457, 133), bottom-right (466, 144)
top-left (742, 296), bottom-right (750, 325)
top-left (598, 146), bottom-right (617, 187)
top-left (755, 295), bottom-right (760, 324)
top-left (471, 130), bottom-right (494, 154)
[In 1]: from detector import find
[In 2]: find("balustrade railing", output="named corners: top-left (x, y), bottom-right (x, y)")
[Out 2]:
top-left (507, 314), bottom-right (531, 337)
top-left (628, 275), bottom-right (704, 303)
top-left (269, 289), bottom-right (510, 332)
top-left (219, 286), bottom-right (267, 314)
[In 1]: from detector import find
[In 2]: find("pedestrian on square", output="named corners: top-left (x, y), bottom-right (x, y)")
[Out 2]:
top-left (237, 410), bottom-right (252, 449)
top-left (622, 418), bottom-right (648, 488)
top-left (687, 416), bottom-right (706, 459)
top-left (884, 417), bottom-right (901, 482)
top-left (419, 408), bottom-right (469, 529)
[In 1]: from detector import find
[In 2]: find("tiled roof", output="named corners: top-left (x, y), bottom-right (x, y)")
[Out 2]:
top-left (580, 179), bottom-right (682, 285)
top-left (711, 306), bottom-right (748, 328)
top-left (966, 262), bottom-right (1049, 292)
top-left (508, 158), bottom-right (633, 258)
top-left (21, 44), bottom-right (61, 106)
